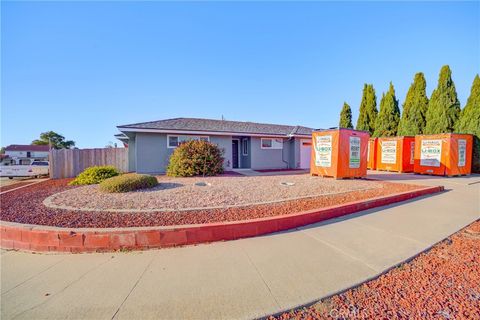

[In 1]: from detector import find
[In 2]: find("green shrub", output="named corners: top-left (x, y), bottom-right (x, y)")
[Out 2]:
top-left (99, 173), bottom-right (158, 193)
top-left (167, 140), bottom-right (224, 177)
top-left (69, 166), bottom-right (120, 185)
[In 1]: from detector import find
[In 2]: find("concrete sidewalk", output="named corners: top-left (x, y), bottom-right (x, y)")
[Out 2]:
top-left (1, 173), bottom-right (479, 320)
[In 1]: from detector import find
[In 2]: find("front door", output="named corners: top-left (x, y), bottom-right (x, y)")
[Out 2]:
top-left (232, 140), bottom-right (239, 168)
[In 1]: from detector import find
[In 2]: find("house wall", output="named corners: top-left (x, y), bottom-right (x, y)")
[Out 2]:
top-left (5, 151), bottom-right (49, 158)
top-left (210, 135), bottom-right (233, 171)
top-left (128, 136), bottom-right (136, 172)
top-left (135, 133), bottom-right (167, 174)
top-left (289, 139), bottom-right (297, 168)
top-left (129, 132), bottom-right (309, 173)
top-left (292, 138), bottom-right (302, 169)
top-left (133, 133), bottom-right (233, 174)
top-left (250, 137), bottom-right (291, 170)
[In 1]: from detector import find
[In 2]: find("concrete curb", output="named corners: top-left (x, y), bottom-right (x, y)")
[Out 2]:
top-left (0, 185), bottom-right (443, 253)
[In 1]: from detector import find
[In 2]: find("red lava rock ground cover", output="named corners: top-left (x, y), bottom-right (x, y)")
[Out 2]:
top-left (269, 220), bottom-right (480, 320)
top-left (0, 178), bottom-right (421, 228)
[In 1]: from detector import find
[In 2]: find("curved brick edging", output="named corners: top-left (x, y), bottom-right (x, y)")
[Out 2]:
top-left (0, 186), bottom-right (443, 253)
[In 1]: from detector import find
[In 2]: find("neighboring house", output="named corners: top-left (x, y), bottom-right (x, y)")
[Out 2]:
top-left (116, 118), bottom-right (313, 174)
top-left (1, 145), bottom-right (50, 165)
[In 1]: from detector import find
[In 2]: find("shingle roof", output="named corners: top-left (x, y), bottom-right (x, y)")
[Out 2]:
top-left (5, 144), bottom-right (50, 152)
top-left (118, 118), bottom-right (313, 137)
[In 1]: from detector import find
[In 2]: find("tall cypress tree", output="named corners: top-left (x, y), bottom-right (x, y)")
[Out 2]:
top-left (373, 82), bottom-right (400, 137)
top-left (424, 65), bottom-right (461, 134)
top-left (455, 74), bottom-right (480, 172)
top-left (397, 73), bottom-right (429, 136)
top-left (339, 102), bottom-right (353, 129)
top-left (356, 84), bottom-right (377, 134)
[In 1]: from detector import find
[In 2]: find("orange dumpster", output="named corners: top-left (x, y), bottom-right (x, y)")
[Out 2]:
top-left (376, 136), bottom-right (415, 173)
top-left (414, 133), bottom-right (473, 176)
top-left (310, 128), bottom-right (369, 179)
top-left (367, 138), bottom-right (378, 170)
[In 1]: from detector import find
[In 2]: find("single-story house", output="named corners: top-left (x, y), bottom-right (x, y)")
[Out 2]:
top-left (1, 144), bottom-right (50, 165)
top-left (116, 118), bottom-right (313, 174)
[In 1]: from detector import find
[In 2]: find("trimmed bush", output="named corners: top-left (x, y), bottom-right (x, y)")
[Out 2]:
top-left (99, 174), bottom-right (158, 193)
top-left (69, 166), bottom-right (119, 185)
top-left (167, 140), bottom-right (224, 177)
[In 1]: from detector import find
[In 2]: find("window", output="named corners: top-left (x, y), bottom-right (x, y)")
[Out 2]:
top-left (27, 152), bottom-right (31, 158)
top-left (261, 139), bottom-right (272, 148)
top-left (168, 136), bottom-right (179, 148)
top-left (242, 139), bottom-right (248, 155)
top-left (261, 138), bottom-right (283, 150)
top-left (168, 135), bottom-right (210, 148)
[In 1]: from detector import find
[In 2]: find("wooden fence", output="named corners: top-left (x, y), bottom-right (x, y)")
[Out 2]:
top-left (49, 148), bottom-right (129, 179)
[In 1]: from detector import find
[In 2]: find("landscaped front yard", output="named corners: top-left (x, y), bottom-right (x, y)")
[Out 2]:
top-left (45, 174), bottom-right (381, 211)
top-left (0, 173), bottom-right (422, 228)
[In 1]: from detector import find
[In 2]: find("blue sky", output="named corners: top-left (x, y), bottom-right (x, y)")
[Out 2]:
top-left (2, 1), bottom-right (479, 148)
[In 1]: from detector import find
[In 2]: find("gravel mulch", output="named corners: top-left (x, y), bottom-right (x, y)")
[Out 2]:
top-left (0, 178), bottom-right (421, 228)
top-left (44, 175), bottom-right (381, 212)
top-left (268, 219), bottom-right (480, 320)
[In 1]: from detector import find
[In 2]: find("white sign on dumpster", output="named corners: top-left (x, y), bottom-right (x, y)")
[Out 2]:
top-left (349, 136), bottom-right (361, 168)
top-left (458, 139), bottom-right (466, 167)
top-left (420, 139), bottom-right (442, 167)
top-left (381, 140), bottom-right (397, 164)
top-left (315, 135), bottom-right (332, 167)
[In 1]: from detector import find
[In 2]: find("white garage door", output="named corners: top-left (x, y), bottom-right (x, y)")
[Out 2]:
top-left (300, 139), bottom-right (312, 169)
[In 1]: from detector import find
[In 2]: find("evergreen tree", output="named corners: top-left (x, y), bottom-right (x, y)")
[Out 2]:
top-left (397, 73), bottom-right (429, 136)
top-left (356, 84), bottom-right (377, 134)
top-left (339, 102), bottom-right (353, 129)
top-left (373, 82), bottom-right (400, 137)
top-left (455, 74), bottom-right (480, 172)
top-left (424, 65), bottom-right (461, 134)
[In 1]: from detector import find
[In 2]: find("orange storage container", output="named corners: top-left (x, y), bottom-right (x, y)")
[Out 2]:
top-left (310, 128), bottom-right (369, 179)
top-left (367, 138), bottom-right (378, 170)
top-left (414, 133), bottom-right (473, 176)
top-left (376, 136), bottom-right (415, 173)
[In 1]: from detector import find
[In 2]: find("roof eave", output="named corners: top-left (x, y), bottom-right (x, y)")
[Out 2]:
top-left (117, 127), bottom-right (312, 138)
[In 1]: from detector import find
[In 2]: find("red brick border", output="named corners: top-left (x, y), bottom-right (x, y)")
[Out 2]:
top-left (0, 186), bottom-right (443, 253)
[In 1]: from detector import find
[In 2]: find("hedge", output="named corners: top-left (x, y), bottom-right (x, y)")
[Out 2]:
top-left (99, 173), bottom-right (158, 193)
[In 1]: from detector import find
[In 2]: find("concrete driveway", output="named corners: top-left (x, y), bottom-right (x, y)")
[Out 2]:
top-left (1, 173), bottom-right (479, 320)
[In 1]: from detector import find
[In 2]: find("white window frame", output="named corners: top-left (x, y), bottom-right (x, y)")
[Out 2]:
top-left (167, 135), bottom-right (210, 149)
top-left (242, 138), bottom-right (248, 156)
top-left (260, 138), bottom-right (283, 150)
top-left (261, 138), bottom-right (273, 149)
